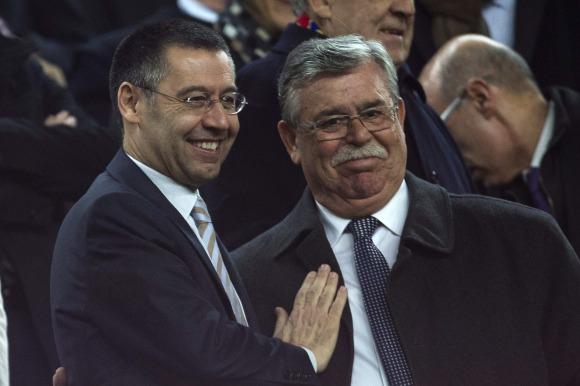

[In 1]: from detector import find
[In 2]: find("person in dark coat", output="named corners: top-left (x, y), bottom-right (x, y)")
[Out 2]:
top-left (51, 19), bottom-right (346, 385)
top-left (0, 34), bottom-right (117, 385)
top-left (408, 0), bottom-right (580, 92)
top-left (234, 34), bottom-right (580, 386)
top-left (419, 34), bottom-right (580, 253)
top-left (203, 0), bottom-right (474, 250)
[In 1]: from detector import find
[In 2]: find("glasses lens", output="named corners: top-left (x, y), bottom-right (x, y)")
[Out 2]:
top-left (220, 92), bottom-right (247, 114)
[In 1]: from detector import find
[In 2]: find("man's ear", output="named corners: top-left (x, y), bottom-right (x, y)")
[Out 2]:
top-left (307, 0), bottom-right (332, 19)
top-left (277, 120), bottom-right (301, 165)
top-left (395, 97), bottom-right (406, 126)
top-left (118, 81), bottom-right (142, 125)
top-left (465, 78), bottom-right (495, 119)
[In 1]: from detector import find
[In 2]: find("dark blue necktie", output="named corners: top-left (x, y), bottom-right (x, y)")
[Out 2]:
top-left (525, 167), bottom-right (551, 213)
top-left (348, 217), bottom-right (413, 386)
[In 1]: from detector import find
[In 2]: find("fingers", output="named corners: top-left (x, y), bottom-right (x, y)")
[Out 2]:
top-left (53, 367), bottom-right (67, 386)
top-left (328, 286), bottom-right (348, 322)
top-left (317, 271), bottom-right (339, 313)
top-left (273, 307), bottom-right (289, 339)
top-left (292, 270), bottom-right (316, 311)
top-left (304, 265), bottom-right (331, 307)
top-left (44, 110), bottom-right (78, 127)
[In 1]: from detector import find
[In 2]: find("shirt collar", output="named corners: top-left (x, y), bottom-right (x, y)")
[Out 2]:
top-left (127, 154), bottom-right (200, 221)
top-left (530, 101), bottom-right (555, 168)
top-left (177, 0), bottom-right (219, 24)
top-left (316, 180), bottom-right (409, 247)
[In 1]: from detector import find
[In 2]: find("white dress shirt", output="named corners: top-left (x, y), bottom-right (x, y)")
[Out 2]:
top-left (177, 0), bottom-right (219, 24)
top-left (127, 155), bottom-right (317, 370)
top-left (127, 155), bottom-right (248, 323)
top-left (0, 277), bottom-right (9, 386)
top-left (483, 0), bottom-right (517, 48)
top-left (530, 101), bottom-right (555, 168)
top-left (316, 181), bottom-right (410, 386)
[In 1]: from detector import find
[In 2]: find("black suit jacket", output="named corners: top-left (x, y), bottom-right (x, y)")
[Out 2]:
top-left (203, 24), bottom-right (474, 250)
top-left (51, 151), bottom-right (317, 386)
top-left (233, 174), bottom-right (580, 385)
top-left (486, 87), bottom-right (580, 254)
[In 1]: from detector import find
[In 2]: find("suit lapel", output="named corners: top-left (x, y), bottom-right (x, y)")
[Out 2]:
top-left (105, 151), bottom-right (234, 317)
top-left (286, 190), bottom-right (354, 338)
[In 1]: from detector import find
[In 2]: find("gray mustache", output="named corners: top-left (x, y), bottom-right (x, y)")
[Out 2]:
top-left (331, 141), bottom-right (388, 167)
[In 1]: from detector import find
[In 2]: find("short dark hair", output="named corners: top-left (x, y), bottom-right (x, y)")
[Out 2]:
top-left (109, 18), bottom-right (232, 128)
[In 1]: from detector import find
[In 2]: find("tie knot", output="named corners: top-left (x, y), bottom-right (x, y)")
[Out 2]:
top-left (348, 216), bottom-right (381, 241)
top-left (191, 196), bottom-right (211, 225)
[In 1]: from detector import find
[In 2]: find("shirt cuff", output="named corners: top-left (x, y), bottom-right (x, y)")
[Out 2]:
top-left (301, 346), bottom-right (318, 373)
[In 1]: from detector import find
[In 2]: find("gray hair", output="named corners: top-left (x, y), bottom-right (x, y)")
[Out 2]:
top-left (289, 0), bottom-right (308, 15)
top-left (438, 36), bottom-right (536, 105)
top-left (278, 35), bottom-right (400, 127)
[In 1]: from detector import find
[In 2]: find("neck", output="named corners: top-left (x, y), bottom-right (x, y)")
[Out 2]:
top-left (511, 91), bottom-right (548, 169)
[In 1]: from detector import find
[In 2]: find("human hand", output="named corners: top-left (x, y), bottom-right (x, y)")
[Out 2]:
top-left (273, 264), bottom-right (347, 372)
top-left (33, 54), bottom-right (67, 87)
top-left (53, 367), bottom-right (67, 386)
top-left (44, 110), bottom-right (77, 128)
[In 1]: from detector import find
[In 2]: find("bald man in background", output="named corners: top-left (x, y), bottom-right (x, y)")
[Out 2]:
top-left (419, 34), bottom-right (580, 254)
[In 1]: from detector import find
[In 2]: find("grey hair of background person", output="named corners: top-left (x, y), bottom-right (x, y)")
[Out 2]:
top-left (278, 34), bottom-right (400, 128)
top-left (436, 37), bottom-right (537, 105)
top-left (289, 0), bottom-right (308, 15)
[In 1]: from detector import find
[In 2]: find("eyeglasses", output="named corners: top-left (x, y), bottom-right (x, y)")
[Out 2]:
top-left (137, 85), bottom-right (248, 115)
top-left (439, 89), bottom-right (466, 122)
top-left (299, 104), bottom-right (400, 141)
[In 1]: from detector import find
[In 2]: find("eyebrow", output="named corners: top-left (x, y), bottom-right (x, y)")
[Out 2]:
top-left (175, 85), bottom-right (239, 98)
top-left (312, 99), bottom-right (388, 120)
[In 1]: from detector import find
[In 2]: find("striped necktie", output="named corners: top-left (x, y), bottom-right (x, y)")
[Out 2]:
top-left (192, 196), bottom-right (248, 326)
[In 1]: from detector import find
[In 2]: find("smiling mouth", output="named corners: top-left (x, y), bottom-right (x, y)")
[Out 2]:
top-left (187, 139), bottom-right (220, 152)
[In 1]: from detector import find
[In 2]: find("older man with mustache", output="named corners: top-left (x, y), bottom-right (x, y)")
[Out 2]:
top-left (203, 0), bottom-right (475, 250)
top-left (233, 35), bottom-right (580, 386)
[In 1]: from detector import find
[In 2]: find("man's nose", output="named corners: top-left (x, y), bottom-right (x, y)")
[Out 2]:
top-left (345, 117), bottom-right (373, 145)
top-left (201, 102), bottom-right (230, 131)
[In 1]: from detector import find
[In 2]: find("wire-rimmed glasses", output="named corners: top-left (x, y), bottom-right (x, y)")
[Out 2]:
top-left (299, 103), bottom-right (400, 141)
top-left (137, 85), bottom-right (248, 115)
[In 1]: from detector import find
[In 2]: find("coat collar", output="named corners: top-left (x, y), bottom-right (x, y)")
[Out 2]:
top-left (276, 172), bottom-right (455, 260)
top-left (401, 173), bottom-right (455, 254)
top-left (547, 86), bottom-right (576, 149)
top-left (272, 23), bottom-right (319, 55)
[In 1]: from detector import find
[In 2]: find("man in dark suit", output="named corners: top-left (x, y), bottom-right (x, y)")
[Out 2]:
top-left (51, 19), bottom-right (347, 385)
top-left (204, 0), bottom-right (475, 250)
top-left (233, 35), bottom-right (580, 385)
top-left (419, 34), bottom-right (580, 254)
top-left (408, 0), bottom-right (580, 92)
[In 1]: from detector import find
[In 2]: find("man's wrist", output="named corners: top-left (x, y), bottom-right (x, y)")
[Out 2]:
top-left (300, 346), bottom-right (318, 373)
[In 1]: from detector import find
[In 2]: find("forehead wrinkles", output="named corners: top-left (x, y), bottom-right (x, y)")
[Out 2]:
top-left (163, 48), bottom-right (235, 89)
top-left (299, 80), bottom-right (392, 119)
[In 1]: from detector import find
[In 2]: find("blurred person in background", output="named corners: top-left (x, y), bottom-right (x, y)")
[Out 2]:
top-left (0, 32), bottom-right (117, 385)
top-left (217, 0), bottom-right (295, 66)
top-left (420, 34), bottom-right (580, 254)
top-left (409, 0), bottom-right (580, 91)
